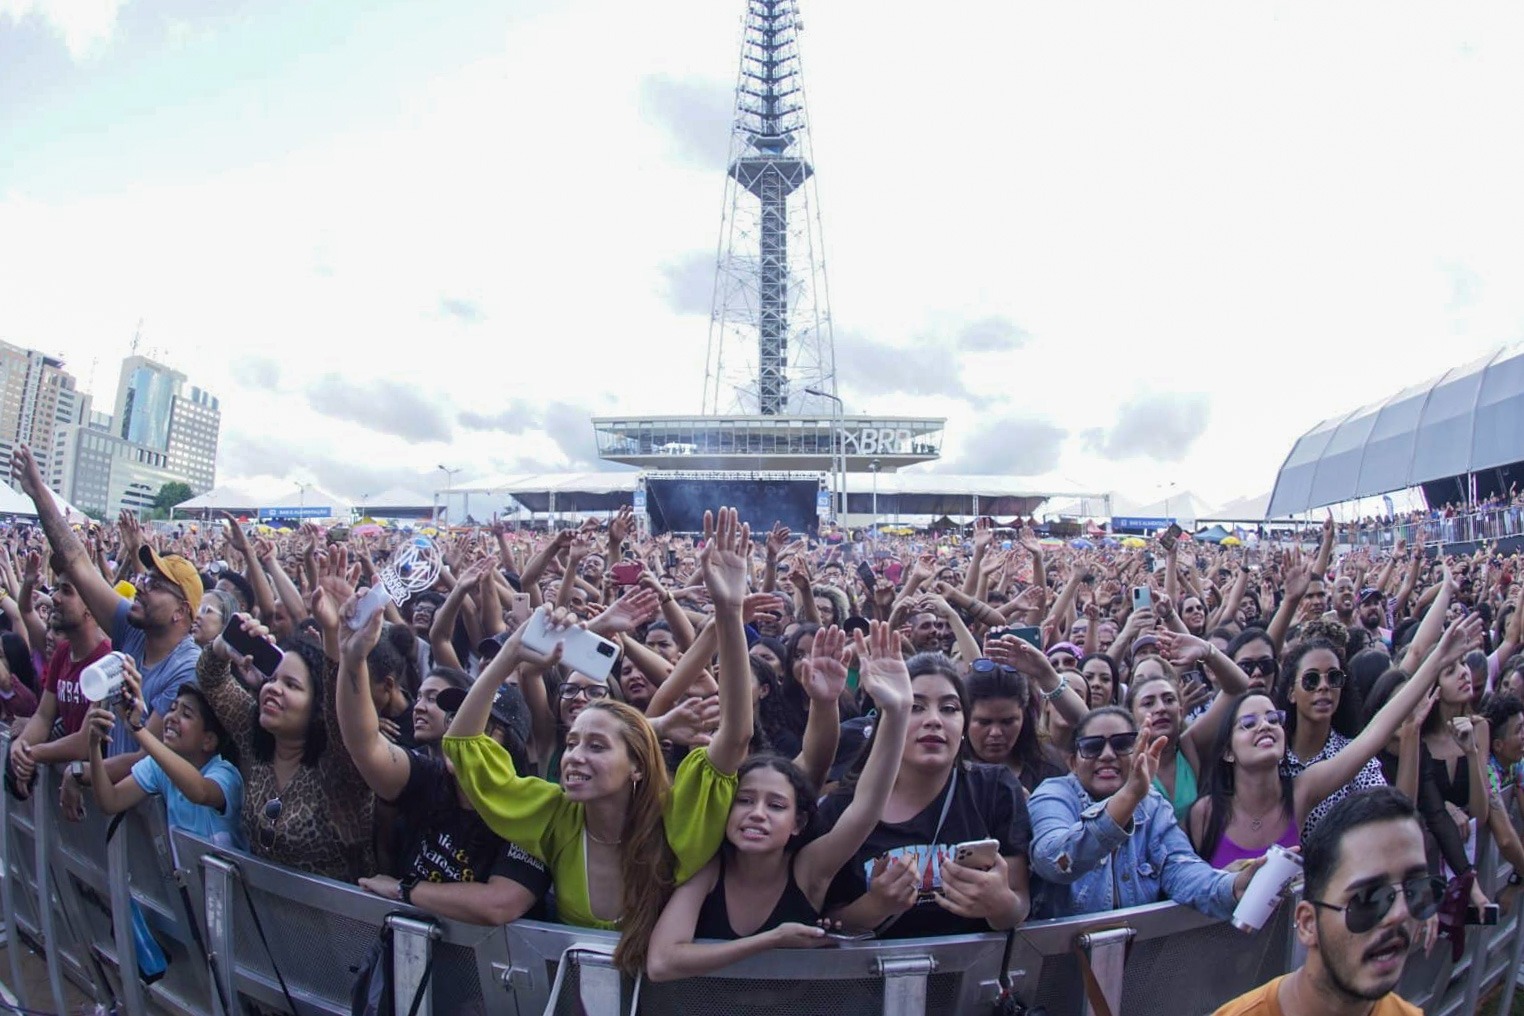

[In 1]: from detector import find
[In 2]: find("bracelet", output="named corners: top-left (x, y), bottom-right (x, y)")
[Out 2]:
top-left (660, 594), bottom-right (674, 606)
top-left (1041, 682), bottom-right (1068, 704)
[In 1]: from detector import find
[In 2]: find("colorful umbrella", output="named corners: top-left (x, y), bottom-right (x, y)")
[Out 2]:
top-left (1122, 537), bottom-right (1147, 549)
top-left (1221, 535), bottom-right (1243, 546)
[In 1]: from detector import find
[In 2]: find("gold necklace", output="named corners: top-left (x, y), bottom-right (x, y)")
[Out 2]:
top-left (586, 826), bottom-right (622, 847)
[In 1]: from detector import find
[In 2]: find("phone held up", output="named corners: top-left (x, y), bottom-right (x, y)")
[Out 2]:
top-left (220, 616), bottom-right (284, 678)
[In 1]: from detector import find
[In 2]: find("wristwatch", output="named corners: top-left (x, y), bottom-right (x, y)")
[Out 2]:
top-left (399, 875), bottom-right (419, 905)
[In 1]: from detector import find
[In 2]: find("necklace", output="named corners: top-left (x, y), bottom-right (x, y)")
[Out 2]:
top-left (586, 826), bottom-right (622, 847)
top-left (1238, 801), bottom-right (1283, 832)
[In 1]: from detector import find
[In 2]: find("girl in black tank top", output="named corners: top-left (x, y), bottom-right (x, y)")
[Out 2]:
top-left (647, 623), bottom-right (914, 982)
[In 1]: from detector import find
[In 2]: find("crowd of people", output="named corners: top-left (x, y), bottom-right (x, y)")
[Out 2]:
top-left (3, 441), bottom-right (1523, 1013)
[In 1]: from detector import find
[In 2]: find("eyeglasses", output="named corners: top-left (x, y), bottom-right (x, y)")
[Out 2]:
top-left (1236, 709), bottom-right (1287, 731)
top-left (970, 658), bottom-right (1017, 677)
top-left (1309, 875), bottom-right (1444, 934)
top-left (257, 797), bottom-right (282, 852)
top-left (1299, 668), bottom-right (1347, 692)
top-left (1074, 732), bottom-right (1139, 760)
top-left (1237, 656), bottom-right (1277, 677)
top-left (559, 684), bottom-right (609, 702)
top-left (141, 575), bottom-right (187, 604)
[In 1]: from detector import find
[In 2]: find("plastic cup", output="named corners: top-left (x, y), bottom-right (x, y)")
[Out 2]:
top-left (80, 652), bottom-right (128, 704)
top-left (1231, 843), bottom-right (1303, 933)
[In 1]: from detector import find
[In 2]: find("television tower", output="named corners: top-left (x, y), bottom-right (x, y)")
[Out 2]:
top-left (701, 0), bottom-right (836, 417)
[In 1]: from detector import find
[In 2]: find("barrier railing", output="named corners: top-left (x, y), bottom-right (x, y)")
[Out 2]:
top-left (1, 731), bottom-right (1519, 1016)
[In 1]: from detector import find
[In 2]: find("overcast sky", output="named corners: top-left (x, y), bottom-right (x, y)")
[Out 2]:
top-left (3, 0), bottom-right (1524, 511)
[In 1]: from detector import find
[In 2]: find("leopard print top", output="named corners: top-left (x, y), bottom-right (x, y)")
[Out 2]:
top-left (197, 648), bottom-right (375, 882)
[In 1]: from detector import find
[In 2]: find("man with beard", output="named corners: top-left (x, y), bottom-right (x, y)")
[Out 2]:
top-left (12, 447), bottom-right (202, 808)
top-left (1356, 588), bottom-right (1392, 650)
top-left (5, 564), bottom-right (112, 800)
top-left (1326, 576), bottom-right (1357, 627)
top-left (907, 607), bottom-right (951, 653)
top-left (1213, 787), bottom-right (1427, 1016)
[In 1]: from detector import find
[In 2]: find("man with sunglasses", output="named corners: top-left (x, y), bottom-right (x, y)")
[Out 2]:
top-left (1213, 787), bottom-right (1428, 1015)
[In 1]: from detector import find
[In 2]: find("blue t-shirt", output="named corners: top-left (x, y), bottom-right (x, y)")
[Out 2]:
top-left (131, 753), bottom-right (246, 850)
top-left (109, 599), bottom-right (202, 756)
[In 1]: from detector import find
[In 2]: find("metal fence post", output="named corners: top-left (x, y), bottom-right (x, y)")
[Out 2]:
top-left (878, 955), bottom-right (935, 1016)
top-left (106, 826), bottom-right (150, 1016)
top-left (31, 767), bottom-right (73, 1016)
top-left (574, 948), bottom-right (623, 1015)
top-left (201, 855), bottom-right (239, 1016)
top-left (388, 915), bottom-right (439, 1016)
top-left (1077, 928), bottom-right (1134, 1016)
top-left (0, 731), bottom-right (28, 1012)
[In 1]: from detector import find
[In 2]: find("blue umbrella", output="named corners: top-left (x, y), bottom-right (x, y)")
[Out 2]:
top-left (1070, 538), bottom-right (1095, 550)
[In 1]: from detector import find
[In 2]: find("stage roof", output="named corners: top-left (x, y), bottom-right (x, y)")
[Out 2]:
top-left (1266, 345), bottom-right (1524, 518)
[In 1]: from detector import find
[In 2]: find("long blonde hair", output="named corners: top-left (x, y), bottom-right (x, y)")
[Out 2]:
top-left (585, 700), bottom-right (675, 975)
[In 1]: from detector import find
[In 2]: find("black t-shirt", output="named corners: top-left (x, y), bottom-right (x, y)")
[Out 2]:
top-left (394, 749), bottom-right (551, 912)
top-left (817, 762), bottom-right (1031, 938)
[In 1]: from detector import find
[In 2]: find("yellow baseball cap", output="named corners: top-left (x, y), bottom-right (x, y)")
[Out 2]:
top-left (138, 545), bottom-right (204, 613)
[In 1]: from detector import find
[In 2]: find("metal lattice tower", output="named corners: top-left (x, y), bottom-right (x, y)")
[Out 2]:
top-left (702, 0), bottom-right (836, 417)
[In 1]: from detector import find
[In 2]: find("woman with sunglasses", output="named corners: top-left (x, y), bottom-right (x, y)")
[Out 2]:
top-left (1226, 628), bottom-right (1278, 693)
top-left (1028, 706), bottom-right (1266, 919)
top-left (1190, 616), bottom-right (1470, 870)
top-left (1273, 635), bottom-right (1395, 840)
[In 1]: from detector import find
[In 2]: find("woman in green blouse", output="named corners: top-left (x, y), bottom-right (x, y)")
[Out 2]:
top-left (443, 507), bottom-right (756, 974)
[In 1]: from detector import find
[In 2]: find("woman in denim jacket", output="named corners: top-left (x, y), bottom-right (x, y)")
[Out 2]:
top-left (1028, 707), bottom-right (1264, 919)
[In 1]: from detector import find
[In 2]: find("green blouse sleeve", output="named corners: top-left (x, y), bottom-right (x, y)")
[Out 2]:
top-left (665, 746), bottom-right (738, 884)
top-left (441, 733), bottom-right (572, 859)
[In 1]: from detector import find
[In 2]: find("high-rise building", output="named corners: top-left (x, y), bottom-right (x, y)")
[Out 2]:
top-left (114, 355), bottom-right (187, 450)
top-left (166, 386), bottom-right (220, 493)
top-left (0, 340), bottom-right (85, 496)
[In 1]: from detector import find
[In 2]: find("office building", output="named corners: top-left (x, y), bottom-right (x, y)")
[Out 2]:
top-left (114, 355), bottom-right (187, 450)
top-left (0, 341), bottom-right (86, 497)
top-left (166, 386), bottom-right (220, 493)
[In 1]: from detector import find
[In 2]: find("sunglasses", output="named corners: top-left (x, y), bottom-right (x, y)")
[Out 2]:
top-left (1310, 875), bottom-right (1444, 934)
top-left (1237, 656), bottom-right (1277, 677)
top-left (1236, 709), bottom-right (1287, 731)
top-left (1075, 732), bottom-right (1139, 760)
top-left (559, 684), bottom-right (610, 702)
top-left (970, 658), bottom-right (1017, 677)
top-left (1299, 668), bottom-right (1347, 692)
top-left (257, 797), bottom-right (282, 852)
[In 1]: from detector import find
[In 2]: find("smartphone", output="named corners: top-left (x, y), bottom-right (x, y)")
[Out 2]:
top-left (610, 561), bottom-right (644, 586)
top-left (521, 608), bottom-right (620, 681)
top-left (348, 585), bottom-right (393, 631)
top-left (824, 930), bottom-right (875, 942)
top-left (1132, 586), bottom-right (1153, 611)
top-left (1007, 626), bottom-right (1041, 649)
top-left (665, 549), bottom-right (678, 571)
top-left (857, 561), bottom-right (877, 590)
top-left (953, 838), bottom-right (1000, 872)
top-left (1159, 523), bottom-right (1183, 552)
top-left (221, 616), bottom-right (284, 678)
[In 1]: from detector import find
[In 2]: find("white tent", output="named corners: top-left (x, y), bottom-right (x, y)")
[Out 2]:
top-left (0, 481), bottom-right (89, 523)
top-left (174, 484), bottom-right (353, 519)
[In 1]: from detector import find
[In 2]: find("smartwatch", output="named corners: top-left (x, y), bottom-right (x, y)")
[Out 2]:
top-left (399, 875), bottom-right (420, 905)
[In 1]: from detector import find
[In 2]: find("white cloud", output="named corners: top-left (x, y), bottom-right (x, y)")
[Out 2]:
top-left (0, 0), bottom-right (123, 59)
top-left (4, 1), bottom-right (1524, 509)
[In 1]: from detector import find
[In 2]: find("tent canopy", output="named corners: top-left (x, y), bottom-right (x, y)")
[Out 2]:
top-left (1267, 345), bottom-right (1524, 518)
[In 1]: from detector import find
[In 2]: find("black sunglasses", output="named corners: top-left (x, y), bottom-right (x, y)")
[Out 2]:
top-left (559, 684), bottom-right (609, 702)
top-left (970, 658), bottom-right (1017, 677)
top-left (1075, 732), bottom-right (1139, 760)
top-left (1237, 656), bottom-right (1277, 677)
top-left (1310, 875), bottom-right (1444, 934)
top-left (257, 797), bottom-right (282, 852)
top-left (1298, 668), bottom-right (1347, 692)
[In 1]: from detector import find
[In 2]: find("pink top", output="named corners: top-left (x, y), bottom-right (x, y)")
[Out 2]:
top-left (1209, 820), bottom-right (1299, 870)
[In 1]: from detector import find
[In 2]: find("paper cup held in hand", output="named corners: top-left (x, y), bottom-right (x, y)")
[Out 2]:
top-left (80, 652), bottom-right (129, 705)
top-left (1231, 843), bottom-right (1303, 933)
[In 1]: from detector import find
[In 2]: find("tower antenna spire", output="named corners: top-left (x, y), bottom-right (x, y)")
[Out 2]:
top-left (702, 0), bottom-right (836, 416)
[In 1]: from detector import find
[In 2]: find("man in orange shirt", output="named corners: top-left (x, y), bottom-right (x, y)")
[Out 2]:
top-left (1214, 788), bottom-right (1428, 1016)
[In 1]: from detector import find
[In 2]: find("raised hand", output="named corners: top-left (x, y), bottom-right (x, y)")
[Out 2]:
top-left (765, 522), bottom-right (791, 558)
top-left (853, 620), bottom-right (911, 713)
top-left (339, 590), bottom-right (385, 660)
top-left (1018, 525), bottom-right (1042, 556)
top-left (1125, 734), bottom-right (1168, 801)
top-left (802, 625), bottom-right (850, 703)
top-left (742, 592), bottom-right (786, 625)
top-left (608, 505), bottom-right (636, 547)
top-left (10, 445), bottom-right (45, 500)
top-left (972, 516), bottom-right (993, 551)
top-left (591, 587), bottom-right (662, 635)
top-left (699, 507), bottom-right (751, 611)
top-left (1154, 628), bottom-right (1208, 669)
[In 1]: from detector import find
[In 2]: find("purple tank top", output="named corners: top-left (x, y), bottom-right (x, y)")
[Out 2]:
top-left (1209, 820), bottom-right (1300, 870)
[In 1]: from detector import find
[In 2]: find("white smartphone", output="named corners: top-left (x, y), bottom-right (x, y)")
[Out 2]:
top-left (1132, 586), bottom-right (1152, 612)
top-left (953, 838), bottom-right (1000, 871)
top-left (521, 608), bottom-right (620, 681)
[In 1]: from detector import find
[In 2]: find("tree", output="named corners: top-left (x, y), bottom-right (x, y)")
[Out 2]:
top-left (153, 481), bottom-right (194, 514)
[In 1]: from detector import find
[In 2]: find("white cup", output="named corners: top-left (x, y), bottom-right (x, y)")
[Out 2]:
top-left (1231, 843), bottom-right (1303, 933)
top-left (80, 652), bottom-right (128, 704)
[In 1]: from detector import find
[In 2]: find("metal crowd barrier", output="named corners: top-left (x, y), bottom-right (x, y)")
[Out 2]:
top-left (1, 741), bottom-right (1520, 1015)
